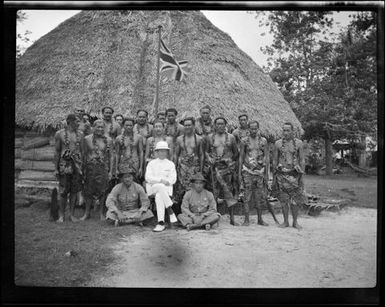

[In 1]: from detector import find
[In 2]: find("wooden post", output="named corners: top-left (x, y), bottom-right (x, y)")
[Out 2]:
top-left (154, 25), bottom-right (162, 117)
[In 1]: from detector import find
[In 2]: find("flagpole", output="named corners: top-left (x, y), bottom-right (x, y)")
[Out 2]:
top-left (154, 25), bottom-right (162, 117)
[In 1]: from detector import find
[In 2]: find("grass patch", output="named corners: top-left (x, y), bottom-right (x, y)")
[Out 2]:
top-left (14, 202), bottom-right (148, 287)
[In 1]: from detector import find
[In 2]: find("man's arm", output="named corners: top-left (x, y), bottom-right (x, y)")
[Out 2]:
top-left (54, 131), bottom-right (62, 175)
top-left (239, 140), bottom-right (245, 184)
top-left (108, 137), bottom-right (114, 175)
top-left (167, 161), bottom-right (177, 185)
top-left (137, 135), bottom-right (144, 177)
top-left (174, 136), bottom-right (182, 167)
top-left (115, 136), bottom-right (121, 175)
top-left (202, 191), bottom-right (217, 217)
top-left (263, 138), bottom-right (269, 181)
top-left (145, 160), bottom-right (161, 184)
top-left (272, 140), bottom-right (279, 171)
top-left (105, 185), bottom-right (120, 212)
top-left (166, 136), bottom-right (174, 162)
top-left (181, 192), bottom-right (194, 217)
top-left (298, 139), bottom-right (305, 172)
top-left (197, 136), bottom-right (204, 172)
top-left (136, 184), bottom-right (150, 211)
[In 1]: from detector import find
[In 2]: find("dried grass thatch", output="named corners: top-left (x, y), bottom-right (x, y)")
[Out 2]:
top-left (16, 10), bottom-right (302, 139)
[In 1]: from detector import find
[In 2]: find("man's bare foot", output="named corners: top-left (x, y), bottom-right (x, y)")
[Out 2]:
top-left (230, 220), bottom-right (239, 226)
top-left (258, 220), bottom-right (269, 226)
top-left (293, 223), bottom-right (302, 230)
top-left (279, 222), bottom-right (290, 228)
top-left (242, 220), bottom-right (250, 226)
top-left (217, 198), bottom-right (225, 205)
top-left (57, 216), bottom-right (64, 223)
top-left (205, 224), bottom-right (211, 231)
top-left (70, 216), bottom-right (79, 222)
top-left (80, 214), bottom-right (90, 221)
top-left (186, 224), bottom-right (200, 231)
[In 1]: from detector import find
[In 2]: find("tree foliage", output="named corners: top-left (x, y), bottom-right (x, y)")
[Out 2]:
top-left (255, 10), bottom-right (377, 142)
top-left (17, 11), bottom-right (32, 58)
top-left (254, 11), bottom-right (377, 172)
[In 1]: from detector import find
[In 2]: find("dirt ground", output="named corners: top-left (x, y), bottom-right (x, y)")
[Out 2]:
top-left (14, 174), bottom-right (378, 288)
top-left (85, 207), bottom-right (377, 288)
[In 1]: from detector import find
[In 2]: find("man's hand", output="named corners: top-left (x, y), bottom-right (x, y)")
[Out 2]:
top-left (138, 168), bottom-right (143, 179)
top-left (160, 179), bottom-right (170, 186)
top-left (294, 165), bottom-right (303, 174)
top-left (116, 211), bottom-right (125, 222)
top-left (108, 172), bottom-right (113, 181)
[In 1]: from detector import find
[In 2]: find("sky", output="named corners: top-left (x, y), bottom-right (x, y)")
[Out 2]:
top-left (17, 9), bottom-right (355, 68)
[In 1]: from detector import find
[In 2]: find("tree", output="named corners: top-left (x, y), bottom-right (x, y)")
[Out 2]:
top-left (17, 11), bottom-right (32, 58)
top-left (254, 11), bottom-right (377, 174)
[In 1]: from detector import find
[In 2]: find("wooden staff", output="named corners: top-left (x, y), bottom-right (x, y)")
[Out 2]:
top-left (154, 25), bottom-right (162, 117)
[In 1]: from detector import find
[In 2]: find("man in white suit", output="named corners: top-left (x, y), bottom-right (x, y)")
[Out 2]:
top-left (145, 141), bottom-right (177, 232)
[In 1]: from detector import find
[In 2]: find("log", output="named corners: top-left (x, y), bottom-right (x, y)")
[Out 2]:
top-left (15, 138), bottom-right (24, 148)
top-left (23, 137), bottom-right (50, 150)
top-left (15, 193), bottom-right (51, 202)
top-left (21, 146), bottom-right (55, 161)
top-left (18, 170), bottom-right (56, 181)
top-left (15, 179), bottom-right (59, 190)
top-left (15, 148), bottom-right (21, 159)
top-left (18, 160), bottom-right (55, 172)
top-left (15, 159), bottom-right (23, 170)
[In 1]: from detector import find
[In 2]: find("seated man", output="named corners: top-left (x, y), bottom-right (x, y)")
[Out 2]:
top-left (106, 168), bottom-right (154, 227)
top-left (178, 173), bottom-right (221, 231)
top-left (145, 141), bottom-right (177, 232)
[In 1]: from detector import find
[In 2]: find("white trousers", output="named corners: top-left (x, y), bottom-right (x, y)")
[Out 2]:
top-left (147, 183), bottom-right (173, 222)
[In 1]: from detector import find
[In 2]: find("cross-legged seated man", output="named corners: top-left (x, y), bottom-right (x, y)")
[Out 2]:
top-left (178, 173), bottom-right (221, 231)
top-left (106, 167), bottom-right (154, 227)
top-left (145, 141), bottom-right (177, 232)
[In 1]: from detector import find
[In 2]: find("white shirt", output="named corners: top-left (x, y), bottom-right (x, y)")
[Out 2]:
top-left (145, 158), bottom-right (177, 195)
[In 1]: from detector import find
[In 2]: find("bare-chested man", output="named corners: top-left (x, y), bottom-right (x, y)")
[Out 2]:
top-left (195, 105), bottom-right (214, 137)
top-left (54, 114), bottom-right (84, 222)
top-left (101, 106), bottom-right (121, 139)
top-left (204, 117), bottom-right (239, 225)
top-left (144, 119), bottom-right (173, 175)
top-left (232, 114), bottom-right (250, 147)
top-left (82, 119), bottom-right (114, 220)
top-left (134, 109), bottom-right (153, 140)
top-left (239, 120), bottom-right (272, 226)
top-left (115, 118), bottom-right (144, 183)
top-left (73, 106), bottom-right (92, 136)
top-left (174, 117), bottom-right (204, 205)
top-left (164, 108), bottom-right (184, 143)
top-left (156, 111), bottom-right (167, 126)
top-left (272, 122), bottom-right (307, 230)
top-left (114, 114), bottom-right (124, 129)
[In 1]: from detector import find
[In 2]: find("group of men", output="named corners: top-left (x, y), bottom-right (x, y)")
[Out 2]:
top-left (54, 104), bottom-right (307, 232)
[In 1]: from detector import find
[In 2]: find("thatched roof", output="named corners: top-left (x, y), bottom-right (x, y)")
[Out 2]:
top-left (16, 10), bottom-right (302, 139)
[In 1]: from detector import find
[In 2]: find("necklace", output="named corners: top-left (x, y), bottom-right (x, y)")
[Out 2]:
top-left (183, 133), bottom-right (198, 156)
top-left (136, 123), bottom-right (149, 138)
top-left (210, 132), bottom-right (229, 160)
top-left (64, 129), bottom-right (81, 151)
top-left (92, 134), bottom-right (109, 161)
top-left (121, 132), bottom-right (134, 157)
top-left (281, 138), bottom-right (297, 166)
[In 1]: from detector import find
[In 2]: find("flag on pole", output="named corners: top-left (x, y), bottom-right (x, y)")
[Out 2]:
top-left (160, 38), bottom-right (191, 81)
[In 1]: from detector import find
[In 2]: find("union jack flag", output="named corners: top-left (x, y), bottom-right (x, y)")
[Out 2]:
top-left (160, 38), bottom-right (191, 81)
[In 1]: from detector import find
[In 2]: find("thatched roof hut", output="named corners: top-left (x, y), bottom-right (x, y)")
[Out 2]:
top-left (16, 10), bottom-right (302, 139)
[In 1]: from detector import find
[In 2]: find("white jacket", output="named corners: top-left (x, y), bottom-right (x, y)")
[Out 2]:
top-left (145, 158), bottom-right (177, 195)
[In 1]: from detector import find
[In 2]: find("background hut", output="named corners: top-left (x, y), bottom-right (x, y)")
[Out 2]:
top-left (15, 10), bottom-right (303, 189)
